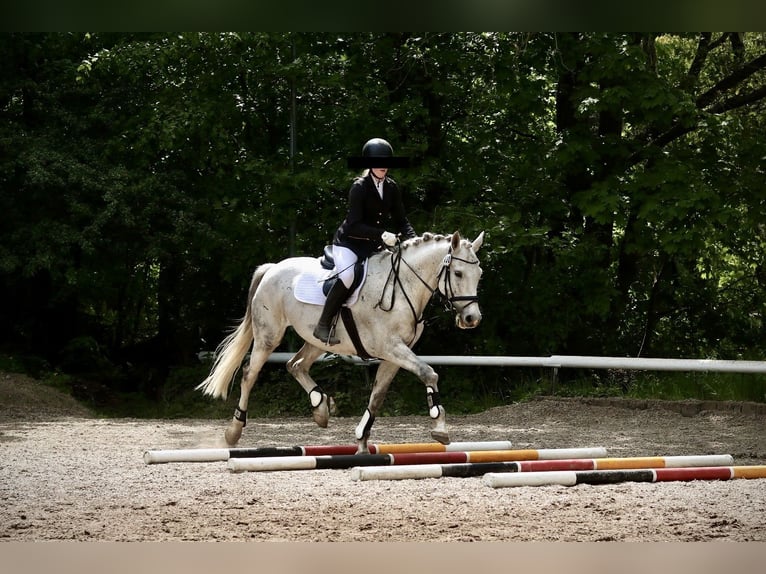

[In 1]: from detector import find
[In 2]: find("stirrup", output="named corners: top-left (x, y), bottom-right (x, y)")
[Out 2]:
top-left (313, 324), bottom-right (339, 346)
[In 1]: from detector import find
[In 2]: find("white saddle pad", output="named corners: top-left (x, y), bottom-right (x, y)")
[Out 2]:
top-left (293, 258), bottom-right (367, 307)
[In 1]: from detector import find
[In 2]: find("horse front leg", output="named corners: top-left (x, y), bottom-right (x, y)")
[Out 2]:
top-left (355, 361), bottom-right (400, 454)
top-left (426, 382), bottom-right (448, 445)
top-left (286, 343), bottom-right (334, 428)
top-left (225, 347), bottom-right (271, 445)
top-left (384, 344), bottom-right (450, 446)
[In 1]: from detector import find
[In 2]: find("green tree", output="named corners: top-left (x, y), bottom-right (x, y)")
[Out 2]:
top-left (2, 32), bottom-right (765, 403)
top-left (481, 33), bottom-right (766, 359)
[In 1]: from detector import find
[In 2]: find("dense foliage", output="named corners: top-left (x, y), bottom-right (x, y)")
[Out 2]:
top-left (2, 33), bottom-right (765, 407)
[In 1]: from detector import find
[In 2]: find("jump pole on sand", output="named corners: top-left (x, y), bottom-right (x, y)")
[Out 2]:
top-left (226, 447), bottom-right (608, 472)
top-left (483, 465), bottom-right (766, 488)
top-left (349, 454), bottom-right (735, 481)
top-left (142, 440), bottom-right (513, 464)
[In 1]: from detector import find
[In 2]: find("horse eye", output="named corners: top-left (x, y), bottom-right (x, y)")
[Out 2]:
top-left (454, 270), bottom-right (463, 278)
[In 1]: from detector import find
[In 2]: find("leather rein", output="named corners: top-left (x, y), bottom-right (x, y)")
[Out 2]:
top-left (375, 241), bottom-right (480, 327)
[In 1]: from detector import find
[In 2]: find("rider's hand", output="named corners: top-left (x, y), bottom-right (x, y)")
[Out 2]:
top-left (381, 231), bottom-right (397, 247)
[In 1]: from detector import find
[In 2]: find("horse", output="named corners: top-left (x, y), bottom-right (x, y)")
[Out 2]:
top-left (196, 230), bottom-right (484, 454)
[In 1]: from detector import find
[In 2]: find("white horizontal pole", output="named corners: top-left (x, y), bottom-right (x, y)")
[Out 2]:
top-left (548, 355), bottom-right (766, 373)
top-left (263, 352), bottom-right (766, 373)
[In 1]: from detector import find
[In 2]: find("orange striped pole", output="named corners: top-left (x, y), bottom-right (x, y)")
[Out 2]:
top-left (227, 447), bottom-right (608, 472)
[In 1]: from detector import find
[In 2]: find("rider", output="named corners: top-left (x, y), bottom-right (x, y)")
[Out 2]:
top-left (312, 138), bottom-right (418, 345)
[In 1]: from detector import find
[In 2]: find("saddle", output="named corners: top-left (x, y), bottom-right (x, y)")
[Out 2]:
top-left (318, 245), bottom-right (365, 296)
top-left (318, 245), bottom-right (335, 270)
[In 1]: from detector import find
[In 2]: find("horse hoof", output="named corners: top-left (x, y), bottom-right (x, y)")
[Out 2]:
top-left (430, 430), bottom-right (450, 445)
top-left (312, 402), bottom-right (330, 428)
top-left (225, 430), bottom-right (241, 446)
top-left (328, 396), bottom-right (338, 416)
top-left (225, 423), bottom-right (243, 446)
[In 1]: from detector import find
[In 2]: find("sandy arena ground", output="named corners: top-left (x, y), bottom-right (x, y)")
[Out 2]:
top-left (1, 371), bottom-right (765, 542)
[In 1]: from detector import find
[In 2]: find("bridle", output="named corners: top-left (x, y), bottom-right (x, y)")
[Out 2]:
top-left (436, 251), bottom-right (481, 313)
top-left (376, 240), bottom-right (480, 326)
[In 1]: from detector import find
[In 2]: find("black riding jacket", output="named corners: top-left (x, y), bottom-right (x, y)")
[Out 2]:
top-left (333, 173), bottom-right (417, 259)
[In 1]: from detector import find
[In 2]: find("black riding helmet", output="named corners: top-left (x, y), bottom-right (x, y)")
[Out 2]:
top-left (347, 137), bottom-right (410, 169)
top-left (362, 138), bottom-right (393, 159)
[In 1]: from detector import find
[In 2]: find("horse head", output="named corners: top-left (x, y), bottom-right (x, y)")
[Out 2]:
top-left (440, 231), bottom-right (484, 329)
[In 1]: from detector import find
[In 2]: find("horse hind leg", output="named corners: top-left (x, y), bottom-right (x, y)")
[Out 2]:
top-left (224, 346), bottom-right (273, 445)
top-left (286, 344), bottom-right (335, 428)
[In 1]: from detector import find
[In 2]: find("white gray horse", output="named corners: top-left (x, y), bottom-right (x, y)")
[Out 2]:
top-left (196, 231), bottom-right (484, 453)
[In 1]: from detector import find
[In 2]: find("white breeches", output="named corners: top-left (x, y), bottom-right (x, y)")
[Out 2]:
top-left (332, 245), bottom-right (358, 289)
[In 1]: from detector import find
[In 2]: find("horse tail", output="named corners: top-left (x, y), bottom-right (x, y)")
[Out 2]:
top-left (196, 263), bottom-right (275, 400)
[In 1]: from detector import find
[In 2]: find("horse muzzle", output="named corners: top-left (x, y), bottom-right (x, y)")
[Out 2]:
top-left (455, 301), bottom-right (482, 329)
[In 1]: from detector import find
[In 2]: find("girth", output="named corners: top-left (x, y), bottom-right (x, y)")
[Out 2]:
top-left (339, 307), bottom-right (375, 361)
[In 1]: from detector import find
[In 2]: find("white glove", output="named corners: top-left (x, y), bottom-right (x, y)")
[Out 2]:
top-left (381, 231), bottom-right (397, 247)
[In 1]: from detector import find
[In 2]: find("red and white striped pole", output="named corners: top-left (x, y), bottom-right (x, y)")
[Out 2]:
top-left (350, 454), bottom-right (735, 481)
top-left (483, 465), bottom-right (766, 488)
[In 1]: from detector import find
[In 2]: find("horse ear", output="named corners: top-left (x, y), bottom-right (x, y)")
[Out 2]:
top-left (451, 231), bottom-right (461, 250)
top-left (471, 231), bottom-right (485, 252)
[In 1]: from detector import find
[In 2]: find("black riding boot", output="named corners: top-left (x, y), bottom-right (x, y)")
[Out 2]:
top-left (312, 280), bottom-right (350, 345)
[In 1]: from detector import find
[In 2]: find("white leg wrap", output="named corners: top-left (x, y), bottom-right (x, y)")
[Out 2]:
top-left (355, 408), bottom-right (375, 440)
top-left (426, 386), bottom-right (441, 419)
top-left (309, 387), bottom-right (324, 408)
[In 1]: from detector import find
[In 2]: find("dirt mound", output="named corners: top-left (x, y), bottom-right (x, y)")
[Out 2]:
top-left (0, 371), bottom-right (94, 421)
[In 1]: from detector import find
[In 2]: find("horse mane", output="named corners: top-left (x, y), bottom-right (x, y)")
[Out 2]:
top-left (369, 232), bottom-right (454, 262)
top-left (400, 232), bottom-right (451, 250)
